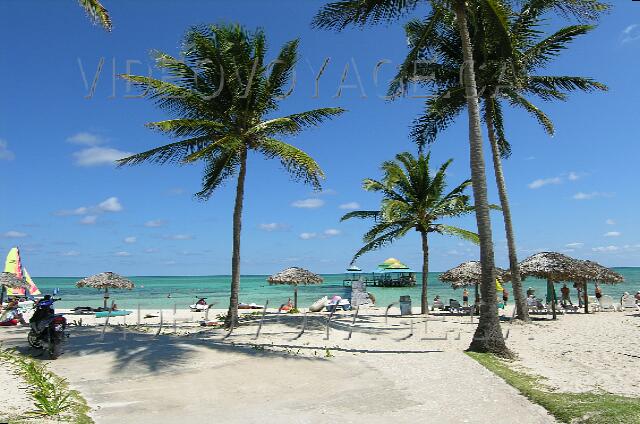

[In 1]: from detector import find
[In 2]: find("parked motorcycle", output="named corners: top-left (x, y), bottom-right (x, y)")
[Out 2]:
top-left (28, 296), bottom-right (67, 359)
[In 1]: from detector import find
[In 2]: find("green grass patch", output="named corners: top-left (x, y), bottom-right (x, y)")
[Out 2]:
top-left (0, 347), bottom-right (93, 423)
top-left (467, 352), bottom-right (640, 424)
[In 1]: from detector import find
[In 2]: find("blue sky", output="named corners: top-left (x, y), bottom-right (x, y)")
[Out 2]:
top-left (0, 1), bottom-right (639, 276)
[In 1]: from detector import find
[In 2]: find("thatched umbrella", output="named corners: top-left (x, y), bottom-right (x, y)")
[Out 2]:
top-left (516, 252), bottom-right (593, 319)
top-left (578, 260), bottom-right (624, 313)
top-left (0, 272), bottom-right (27, 289)
top-left (75, 272), bottom-right (134, 309)
top-left (267, 267), bottom-right (323, 308)
top-left (0, 272), bottom-right (28, 304)
top-left (439, 261), bottom-right (506, 310)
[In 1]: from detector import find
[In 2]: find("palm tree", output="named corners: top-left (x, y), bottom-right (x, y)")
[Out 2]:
top-left (389, 0), bottom-right (607, 321)
top-left (342, 152), bottom-right (479, 314)
top-left (314, 0), bottom-right (511, 355)
top-left (117, 24), bottom-right (345, 327)
top-left (78, 0), bottom-right (112, 31)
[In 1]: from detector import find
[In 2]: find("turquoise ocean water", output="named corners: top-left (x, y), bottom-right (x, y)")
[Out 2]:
top-left (31, 268), bottom-right (640, 310)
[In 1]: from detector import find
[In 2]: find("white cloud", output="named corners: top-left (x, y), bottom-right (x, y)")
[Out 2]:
top-left (144, 219), bottom-right (165, 228)
top-left (2, 230), bottom-right (27, 238)
top-left (323, 228), bottom-right (341, 237)
top-left (565, 242), bottom-right (584, 249)
top-left (73, 146), bottom-right (132, 167)
top-left (592, 245), bottom-right (619, 252)
top-left (55, 206), bottom-right (90, 216)
top-left (61, 250), bottom-right (80, 257)
top-left (166, 187), bottom-right (185, 196)
top-left (0, 139), bottom-right (15, 160)
top-left (66, 132), bottom-right (103, 146)
top-left (605, 219), bottom-right (615, 225)
top-left (604, 231), bottom-right (621, 237)
top-left (144, 248), bottom-right (158, 253)
top-left (573, 192), bottom-right (612, 200)
top-left (339, 202), bottom-right (360, 210)
top-left (291, 198), bottom-right (325, 209)
top-left (567, 172), bottom-right (580, 181)
top-left (299, 232), bottom-right (317, 240)
top-left (98, 197), bottom-right (123, 212)
top-left (55, 197), bottom-right (122, 217)
top-left (124, 236), bottom-right (137, 244)
top-left (259, 223), bottom-right (288, 232)
top-left (164, 234), bottom-right (193, 240)
top-left (80, 215), bottom-right (97, 225)
top-left (114, 251), bottom-right (131, 257)
top-left (528, 177), bottom-right (562, 189)
top-left (622, 24), bottom-right (640, 43)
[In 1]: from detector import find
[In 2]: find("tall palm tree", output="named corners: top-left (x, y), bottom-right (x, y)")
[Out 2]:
top-left (342, 152), bottom-right (479, 314)
top-left (117, 24), bottom-right (345, 327)
top-left (389, 0), bottom-right (607, 321)
top-left (313, 0), bottom-right (512, 355)
top-left (78, 0), bottom-right (112, 31)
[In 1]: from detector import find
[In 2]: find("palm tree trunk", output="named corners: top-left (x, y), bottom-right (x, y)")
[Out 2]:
top-left (225, 147), bottom-right (248, 328)
top-left (453, 0), bottom-right (509, 357)
top-left (420, 231), bottom-right (429, 314)
top-left (484, 101), bottom-right (529, 322)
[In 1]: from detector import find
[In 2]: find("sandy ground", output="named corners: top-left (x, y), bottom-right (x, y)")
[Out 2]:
top-left (0, 360), bottom-right (33, 421)
top-left (0, 304), bottom-right (636, 423)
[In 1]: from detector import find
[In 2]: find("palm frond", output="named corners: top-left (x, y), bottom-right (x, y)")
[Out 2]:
top-left (312, 0), bottom-right (420, 30)
top-left (434, 225), bottom-right (480, 244)
top-left (259, 138), bottom-right (325, 190)
top-left (117, 136), bottom-right (211, 166)
top-left (341, 210), bottom-right (381, 221)
top-left (78, 0), bottom-right (112, 31)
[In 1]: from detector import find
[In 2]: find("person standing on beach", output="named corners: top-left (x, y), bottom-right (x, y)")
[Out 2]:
top-left (502, 288), bottom-right (509, 306)
top-left (462, 288), bottom-right (470, 307)
top-left (595, 284), bottom-right (603, 301)
top-left (635, 291), bottom-right (640, 304)
top-left (574, 283), bottom-right (583, 308)
top-left (526, 287), bottom-right (535, 298)
top-left (561, 284), bottom-right (572, 306)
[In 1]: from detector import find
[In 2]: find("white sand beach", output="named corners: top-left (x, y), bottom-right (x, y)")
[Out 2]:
top-left (0, 305), bottom-right (638, 423)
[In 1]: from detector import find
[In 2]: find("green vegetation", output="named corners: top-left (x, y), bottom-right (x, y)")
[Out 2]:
top-left (118, 23), bottom-right (345, 329)
top-left (342, 152), bottom-right (478, 314)
top-left (0, 347), bottom-right (93, 423)
top-left (467, 352), bottom-right (640, 424)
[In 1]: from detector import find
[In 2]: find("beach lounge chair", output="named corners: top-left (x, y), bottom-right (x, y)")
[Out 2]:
top-left (526, 298), bottom-right (548, 315)
top-left (598, 295), bottom-right (619, 312)
top-left (560, 303), bottom-right (580, 314)
top-left (621, 297), bottom-right (640, 312)
top-left (587, 296), bottom-right (600, 312)
top-left (448, 299), bottom-right (472, 315)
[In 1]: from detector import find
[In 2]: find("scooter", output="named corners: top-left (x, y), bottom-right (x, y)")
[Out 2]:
top-left (28, 296), bottom-right (67, 359)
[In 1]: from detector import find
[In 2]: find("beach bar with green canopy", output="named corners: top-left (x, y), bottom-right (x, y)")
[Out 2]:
top-left (364, 258), bottom-right (416, 287)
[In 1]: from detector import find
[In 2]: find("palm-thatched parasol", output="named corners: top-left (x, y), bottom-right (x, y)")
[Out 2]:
top-left (75, 272), bottom-right (134, 309)
top-left (0, 272), bottom-right (28, 304)
top-left (267, 267), bottom-right (323, 308)
top-left (578, 260), bottom-right (624, 313)
top-left (439, 261), bottom-right (506, 310)
top-left (0, 272), bottom-right (28, 289)
top-left (515, 252), bottom-right (605, 318)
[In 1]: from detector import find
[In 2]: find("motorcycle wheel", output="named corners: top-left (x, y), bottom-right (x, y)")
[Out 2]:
top-left (48, 335), bottom-right (62, 360)
top-left (27, 331), bottom-right (42, 349)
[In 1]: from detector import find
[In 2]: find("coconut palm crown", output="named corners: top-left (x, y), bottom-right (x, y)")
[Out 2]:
top-left (342, 152), bottom-right (479, 314)
top-left (117, 24), bottom-right (345, 326)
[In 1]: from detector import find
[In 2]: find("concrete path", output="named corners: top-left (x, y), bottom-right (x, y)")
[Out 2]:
top-left (0, 326), bottom-right (555, 424)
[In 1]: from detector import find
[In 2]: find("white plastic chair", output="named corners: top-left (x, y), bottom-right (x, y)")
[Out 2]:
top-left (587, 296), bottom-right (600, 312)
top-left (621, 296), bottom-right (640, 312)
top-left (598, 295), bottom-right (619, 312)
